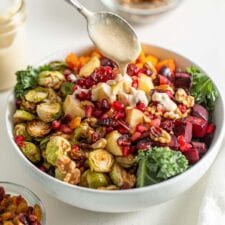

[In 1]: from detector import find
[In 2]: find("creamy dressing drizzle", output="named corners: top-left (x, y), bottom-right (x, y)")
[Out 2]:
top-left (89, 16), bottom-right (141, 77)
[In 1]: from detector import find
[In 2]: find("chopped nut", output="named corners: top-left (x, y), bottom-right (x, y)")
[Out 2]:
top-left (149, 126), bottom-right (171, 144)
top-left (56, 155), bottom-right (81, 185)
top-left (147, 105), bottom-right (163, 116)
top-left (175, 88), bottom-right (195, 108)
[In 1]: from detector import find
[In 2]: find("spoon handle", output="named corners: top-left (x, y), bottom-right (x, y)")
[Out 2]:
top-left (64, 0), bottom-right (93, 19)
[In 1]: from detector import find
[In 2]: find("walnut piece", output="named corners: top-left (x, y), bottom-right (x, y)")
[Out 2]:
top-left (56, 156), bottom-right (81, 185)
top-left (149, 126), bottom-right (171, 144)
top-left (175, 88), bottom-right (195, 108)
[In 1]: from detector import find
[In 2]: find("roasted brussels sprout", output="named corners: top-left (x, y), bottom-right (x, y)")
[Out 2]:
top-left (20, 98), bottom-right (36, 113)
top-left (72, 122), bottom-right (94, 144)
top-left (88, 149), bottom-right (114, 173)
top-left (13, 110), bottom-right (35, 123)
top-left (38, 71), bottom-right (65, 89)
top-left (55, 168), bottom-right (65, 180)
top-left (27, 120), bottom-right (51, 138)
top-left (39, 136), bottom-right (50, 150)
top-left (115, 155), bottom-right (136, 168)
top-left (14, 123), bottom-right (31, 141)
top-left (36, 102), bottom-right (62, 122)
top-left (46, 136), bottom-right (71, 166)
top-left (45, 88), bottom-right (62, 104)
top-left (20, 142), bottom-right (41, 163)
top-left (48, 61), bottom-right (67, 71)
top-left (109, 163), bottom-right (136, 188)
top-left (80, 170), bottom-right (110, 189)
top-left (25, 87), bottom-right (48, 103)
top-left (90, 138), bottom-right (107, 149)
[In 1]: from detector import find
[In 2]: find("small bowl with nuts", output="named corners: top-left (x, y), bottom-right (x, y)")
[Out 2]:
top-left (100, 0), bottom-right (182, 24)
top-left (0, 182), bottom-right (46, 225)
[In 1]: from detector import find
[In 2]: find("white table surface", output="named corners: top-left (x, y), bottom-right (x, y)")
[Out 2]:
top-left (0, 0), bottom-right (225, 224)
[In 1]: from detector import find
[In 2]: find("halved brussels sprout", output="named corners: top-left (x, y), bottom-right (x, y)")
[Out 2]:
top-left (88, 149), bottom-right (114, 173)
top-left (27, 120), bottom-right (51, 138)
top-left (45, 88), bottom-right (62, 104)
top-left (90, 138), bottom-right (107, 149)
top-left (48, 61), bottom-right (67, 71)
top-left (13, 110), bottom-right (35, 123)
top-left (72, 122), bottom-right (94, 144)
top-left (25, 87), bottom-right (48, 103)
top-left (115, 155), bottom-right (136, 168)
top-left (80, 170), bottom-right (110, 189)
top-left (109, 163), bottom-right (136, 188)
top-left (38, 71), bottom-right (65, 89)
top-left (39, 136), bottom-right (50, 150)
top-left (20, 99), bottom-right (36, 113)
top-left (14, 123), bottom-right (31, 141)
top-left (46, 136), bottom-right (71, 166)
top-left (36, 102), bottom-right (62, 122)
top-left (55, 168), bottom-right (65, 181)
top-left (20, 142), bottom-right (41, 163)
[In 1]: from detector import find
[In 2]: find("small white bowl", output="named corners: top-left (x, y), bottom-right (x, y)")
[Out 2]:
top-left (5, 43), bottom-right (225, 213)
top-left (100, 0), bottom-right (182, 24)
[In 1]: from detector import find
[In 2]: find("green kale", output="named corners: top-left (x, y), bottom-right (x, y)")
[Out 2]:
top-left (136, 147), bottom-right (188, 187)
top-left (15, 66), bottom-right (38, 98)
top-left (60, 82), bottom-right (75, 97)
top-left (187, 66), bottom-right (218, 113)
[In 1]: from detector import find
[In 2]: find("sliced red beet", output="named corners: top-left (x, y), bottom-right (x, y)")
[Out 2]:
top-left (174, 72), bottom-right (192, 89)
top-left (168, 135), bottom-right (179, 150)
top-left (192, 104), bottom-right (209, 121)
top-left (173, 120), bottom-right (192, 142)
top-left (183, 149), bottom-right (200, 164)
top-left (191, 141), bottom-right (207, 154)
top-left (185, 116), bottom-right (208, 138)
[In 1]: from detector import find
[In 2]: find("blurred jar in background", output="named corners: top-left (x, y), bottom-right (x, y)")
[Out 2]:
top-left (0, 0), bottom-right (26, 91)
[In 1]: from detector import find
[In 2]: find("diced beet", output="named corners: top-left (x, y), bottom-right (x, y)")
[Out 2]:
top-left (183, 149), bottom-right (200, 164)
top-left (137, 139), bottom-right (152, 150)
top-left (185, 116), bottom-right (208, 138)
top-left (168, 135), bottom-right (179, 150)
top-left (192, 104), bottom-right (209, 121)
top-left (191, 141), bottom-right (207, 154)
top-left (174, 120), bottom-right (192, 142)
top-left (174, 72), bottom-right (192, 89)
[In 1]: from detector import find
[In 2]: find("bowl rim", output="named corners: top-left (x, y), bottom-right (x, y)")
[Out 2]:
top-left (0, 181), bottom-right (46, 224)
top-left (5, 43), bottom-right (225, 195)
top-left (100, 0), bottom-right (182, 15)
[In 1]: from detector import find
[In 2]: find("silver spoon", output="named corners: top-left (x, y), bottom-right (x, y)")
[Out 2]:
top-left (65, 0), bottom-right (141, 75)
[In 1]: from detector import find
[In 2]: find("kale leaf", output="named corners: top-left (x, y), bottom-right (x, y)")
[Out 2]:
top-left (187, 66), bottom-right (218, 113)
top-left (136, 147), bottom-right (188, 187)
top-left (15, 66), bottom-right (39, 98)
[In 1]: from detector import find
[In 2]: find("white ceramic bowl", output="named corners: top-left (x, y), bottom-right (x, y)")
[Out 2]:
top-left (5, 44), bottom-right (225, 213)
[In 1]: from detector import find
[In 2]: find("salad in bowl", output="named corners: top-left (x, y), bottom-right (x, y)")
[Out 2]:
top-left (12, 46), bottom-right (218, 191)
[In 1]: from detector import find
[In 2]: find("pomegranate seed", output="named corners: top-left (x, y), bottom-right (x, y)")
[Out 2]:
top-left (106, 127), bottom-right (114, 133)
top-left (136, 102), bottom-right (146, 112)
top-left (101, 99), bottom-right (110, 111)
top-left (72, 144), bottom-right (80, 151)
top-left (178, 104), bottom-right (187, 113)
top-left (117, 135), bottom-right (131, 146)
top-left (64, 69), bottom-right (72, 76)
top-left (137, 139), bottom-right (152, 150)
top-left (122, 146), bottom-right (131, 156)
top-left (15, 135), bottom-right (25, 147)
top-left (206, 123), bottom-right (216, 134)
top-left (52, 120), bottom-right (61, 130)
top-left (132, 80), bottom-right (138, 88)
top-left (60, 124), bottom-right (73, 134)
top-left (38, 166), bottom-right (46, 172)
top-left (158, 74), bottom-right (171, 85)
top-left (127, 63), bottom-right (139, 76)
top-left (177, 135), bottom-right (192, 152)
top-left (100, 113), bottom-right (108, 119)
top-left (92, 132), bottom-right (100, 142)
top-left (16, 99), bottom-right (22, 108)
top-left (112, 101), bottom-right (124, 111)
top-left (136, 124), bottom-right (148, 133)
top-left (93, 110), bottom-right (103, 118)
top-left (61, 114), bottom-right (72, 124)
top-left (131, 131), bottom-right (142, 142)
top-left (118, 127), bottom-right (129, 134)
top-left (113, 111), bottom-right (125, 120)
top-left (85, 105), bottom-right (93, 118)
